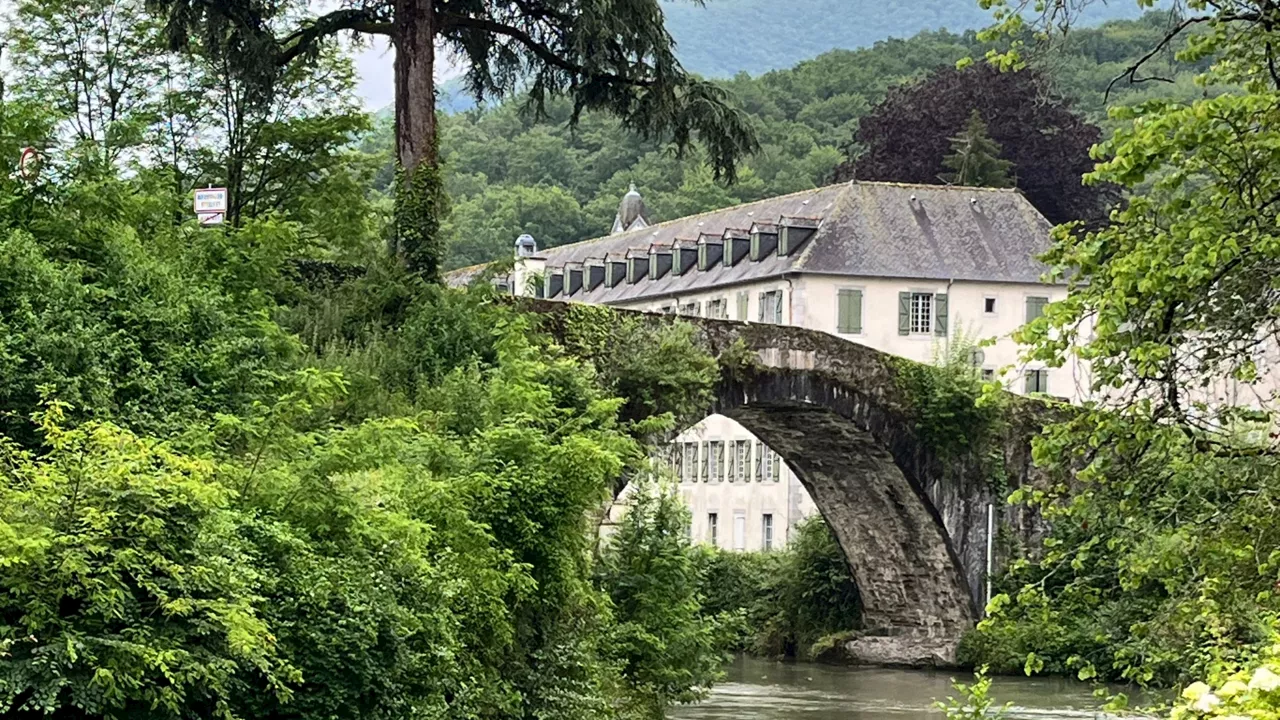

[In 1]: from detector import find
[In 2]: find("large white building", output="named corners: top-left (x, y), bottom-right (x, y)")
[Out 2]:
top-left (452, 181), bottom-right (1078, 551)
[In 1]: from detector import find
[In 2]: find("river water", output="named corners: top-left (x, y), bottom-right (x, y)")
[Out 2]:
top-left (670, 657), bottom-right (1113, 720)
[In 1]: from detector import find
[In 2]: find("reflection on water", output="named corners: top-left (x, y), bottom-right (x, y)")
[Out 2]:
top-left (670, 656), bottom-right (1112, 720)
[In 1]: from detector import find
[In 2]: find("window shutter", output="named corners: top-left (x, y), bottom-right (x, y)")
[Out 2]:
top-left (1024, 371), bottom-right (1036, 394)
top-left (838, 289), bottom-right (863, 334)
top-left (753, 442), bottom-right (762, 482)
top-left (737, 292), bottom-right (749, 321)
top-left (700, 441), bottom-right (708, 482)
top-left (1026, 296), bottom-right (1048, 324)
top-left (758, 293), bottom-right (767, 322)
top-left (774, 292), bottom-right (784, 324)
top-left (898, 292), bottom-right (911, 335)
top-left (934, 293), bottom-right (949, 336)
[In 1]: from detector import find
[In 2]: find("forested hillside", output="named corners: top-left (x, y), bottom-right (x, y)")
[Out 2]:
top-left (406, 12), bottom-right (1206, 269)
top-left (662, 0), bottom-right (1150, 78)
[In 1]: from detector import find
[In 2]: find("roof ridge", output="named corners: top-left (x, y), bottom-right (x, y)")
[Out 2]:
top-left (541, 182), bottom-right (852, 255)
top-left (856, 180), bottom-right (1023, 194)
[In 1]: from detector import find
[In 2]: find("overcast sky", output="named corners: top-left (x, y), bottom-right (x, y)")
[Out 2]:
top-left (354, 39), bottom-right (466, 111)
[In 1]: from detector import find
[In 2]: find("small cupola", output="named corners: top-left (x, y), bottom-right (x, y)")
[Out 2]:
top-left (515, 233), bottom-right (538, 258)
top-left (722, 228), bottom-right (750, 267)
top-left (611, 183), bottom-right (651, 235)
top-left (778, 216), bottom-right (819, 256)
top-left (749, 221), bottom-right (779, 260)
top-left (671, 239), bottom-right (698, 276)
top-left (697, 233), bottom-right (724, 271)
top-left (648, 243), bottom-right (673, 280)
top-left (626, 248), bottom-right (650, 283)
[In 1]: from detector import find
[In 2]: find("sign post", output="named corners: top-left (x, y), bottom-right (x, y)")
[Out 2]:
top-left (193, 187), bottom-right (228, 225)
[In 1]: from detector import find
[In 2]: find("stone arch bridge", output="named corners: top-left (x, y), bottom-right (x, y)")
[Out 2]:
top-left (530, 300), bottom-right (1050, 667)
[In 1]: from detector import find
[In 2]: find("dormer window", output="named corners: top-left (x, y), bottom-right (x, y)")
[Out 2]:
top-left (649, 250), bottom-right (672, 280)
top-left (673, 246), bottom-right (697, 276)
top-left (779, 217), bottom-right (819, 256)
top-left (697, 241), bottom-right (723, 271)
top-left (723, 230), bottom-right (750, 267)
top-left (547, 273), bottom-right (564, 298)
top-left (606, 261), bottom-right (627, 288)
top-left (627, 256), bottom-right (648, 283)
top-left (750, 223), bottom-right (779, 260)
top-left (568, 268), bottom-right (583, 295)
top-left (586, 265), bottom-right (605, 291)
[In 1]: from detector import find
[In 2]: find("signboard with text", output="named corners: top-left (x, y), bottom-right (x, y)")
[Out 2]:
top-left (194, 187), bottom-right (228, 225)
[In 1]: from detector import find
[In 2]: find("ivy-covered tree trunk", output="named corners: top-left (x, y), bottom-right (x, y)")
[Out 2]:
top-left (392, 0), bottom-right (446, 283)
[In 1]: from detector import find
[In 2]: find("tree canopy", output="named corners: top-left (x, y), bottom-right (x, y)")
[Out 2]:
top-left (835, 63), bottom-right (1113, 225)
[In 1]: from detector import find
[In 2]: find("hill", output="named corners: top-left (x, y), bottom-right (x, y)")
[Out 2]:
top-left (662, 0), bottom-right (1151, 78)
top-left (362, 13), bottom-right (1206, 269)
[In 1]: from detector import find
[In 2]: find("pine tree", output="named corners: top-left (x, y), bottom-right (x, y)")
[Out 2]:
top-left (145, 0), bottom-right (758, 283)
top-left (940, 110), bottom-right (1014, 188)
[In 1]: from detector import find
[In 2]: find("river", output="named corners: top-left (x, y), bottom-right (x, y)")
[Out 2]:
top-left (670, 656), bottom-right (1115, 720)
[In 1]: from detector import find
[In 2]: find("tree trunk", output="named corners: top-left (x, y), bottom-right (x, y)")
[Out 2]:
top-left (392, 0), bottom-right (446, 282)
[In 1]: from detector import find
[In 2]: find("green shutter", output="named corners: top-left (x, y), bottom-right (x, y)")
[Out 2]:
top-left (898, 292), bottom-right (911, 335)
top-left (737, 292), bottom-right (749, 321)
top-left (758, 292), bottom-right (767, 322)
top-left (935, 293), bottom-right (949, 336)
top-left (774, 291), bottom-right (784, 324)
top-left (1024, 371), bottom-right (1036, 395)
top-left (838, 289), bottom-right (863, 334)
top-left (1026, 296), bottom-right (1048, 324)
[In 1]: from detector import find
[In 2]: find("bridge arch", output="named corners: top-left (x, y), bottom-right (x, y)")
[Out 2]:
top-left (533, 300), bottom-right (1047, 666)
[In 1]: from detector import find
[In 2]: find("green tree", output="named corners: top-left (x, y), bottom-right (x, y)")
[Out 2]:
top-left (940, 110), bottom-right (1013, 187)
top-left (597, 479), bottom-right (727, 719)
top-left (961, 0), bottom-right (1280, 688)
top-left (0, 407), bottom-right (297, 719)
top-left (145, 0), bottom-right (758, 282)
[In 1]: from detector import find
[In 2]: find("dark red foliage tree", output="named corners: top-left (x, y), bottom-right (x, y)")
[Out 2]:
top-left (833, 64), bottom-right (1115, 225)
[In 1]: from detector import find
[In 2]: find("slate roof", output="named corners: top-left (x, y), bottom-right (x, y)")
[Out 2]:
top-left (447, 181), bottom-right (1055, 300)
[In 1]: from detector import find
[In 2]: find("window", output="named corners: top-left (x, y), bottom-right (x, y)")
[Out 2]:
top-left (708, 441), bottom-right (724, 482)
top-left (759, 290), bottom-right (784, 325)
top-left (1025, 368), bottom-right (1049, 394)
top-left (910, 292), bottom-right (932, 334)
top-left (898, 291), bottom-right (948, 336)
top-left (762, 514), bottom-right (774, 551)
top-left (1025, 296), bottom-right (1049, 324)
top-left (708, 513), bottom-right (719, 546)
top-left (681, 442), bottom-right (699, 483)
top-left (733, 441), bottom-right (750, 483)
top-left (706, 298), bottom-right (728, 319)
top-left (981, 368), bottom-right (996, 382)
top-left (762, 446), bottom-right (781, 483)
top-left (678, 301), bottom-right (701, 317)
top-left (733, 511), bottom-right (747, 551)
top-left (984, 296), bottom-right (997, 315)
top-left (659, 304), bottom-right (675, 315)
top-left (837, 288), bottom-right (863, 334)
top-left (736, 291), bottom-right (750, 321)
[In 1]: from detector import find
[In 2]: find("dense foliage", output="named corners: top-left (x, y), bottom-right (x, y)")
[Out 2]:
top-left (420, 11), bottom-right (1207, 269)
top-left (836, 64), bottom-right (1114, 224)
top-left (0, 7), bottom-right (734, 713)
top-left (694, 517), bottom-right (862, 660)
top-left (959, 0), bottom-right (1280, 692)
